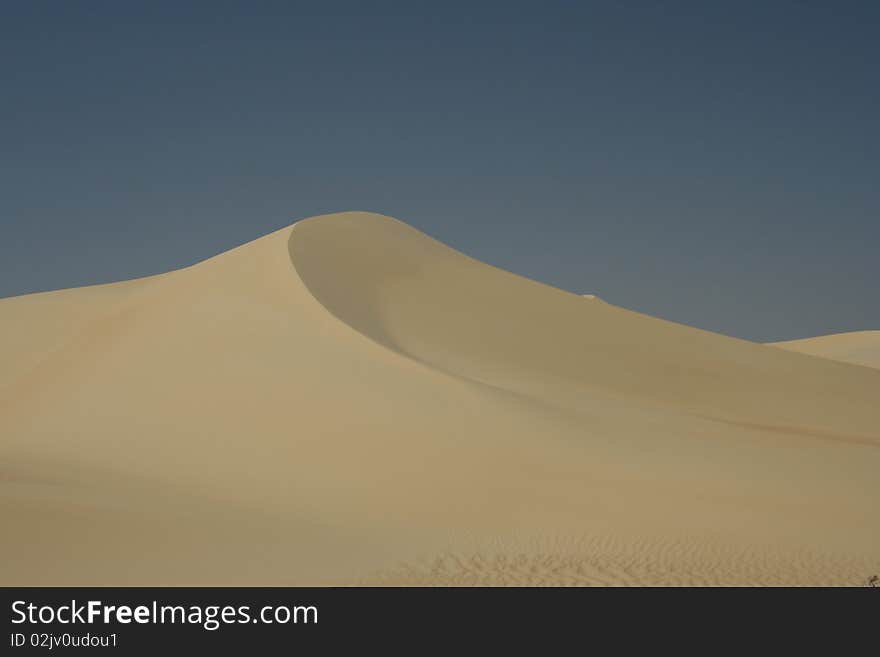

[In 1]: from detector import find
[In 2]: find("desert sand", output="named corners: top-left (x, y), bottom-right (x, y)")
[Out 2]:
top-left (1, 211), bottom-right (878, 586)
top-left (771, 331), bottom-right (880, 370)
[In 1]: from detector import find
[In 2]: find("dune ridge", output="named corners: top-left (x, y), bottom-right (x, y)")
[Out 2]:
top-left (770, 331), bottom-right (880, 369)
top-left (1, 211), bottom-right (878, 586)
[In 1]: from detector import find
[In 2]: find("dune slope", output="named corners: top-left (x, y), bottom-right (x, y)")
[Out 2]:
top-left (771, 331), bottom-right (880, 369)
top-left (1, 212), bottom-right (878, 586)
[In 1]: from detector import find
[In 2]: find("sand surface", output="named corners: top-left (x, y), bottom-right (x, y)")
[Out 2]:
top-left (771, 331), bottom-right (880, 369)
top-left (1, 212), bottom-right (878, 585)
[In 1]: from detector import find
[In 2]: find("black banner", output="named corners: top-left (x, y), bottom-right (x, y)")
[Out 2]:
top-left (1, 586), bottom-right (871, 652)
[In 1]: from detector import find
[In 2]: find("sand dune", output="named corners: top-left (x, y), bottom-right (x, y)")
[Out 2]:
top-left (770, 331), bottom-right (880, 369)
top-left (1, 212), bottom-right (878, 586)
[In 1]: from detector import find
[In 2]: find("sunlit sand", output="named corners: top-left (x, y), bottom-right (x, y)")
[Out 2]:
top-left (1, 212), bottom-right (877, 585)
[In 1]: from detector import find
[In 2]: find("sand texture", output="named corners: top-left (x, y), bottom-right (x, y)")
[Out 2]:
top-left (1, 212), bottom-right (878, 585)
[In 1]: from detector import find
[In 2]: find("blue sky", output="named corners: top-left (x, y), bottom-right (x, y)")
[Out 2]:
top-left (2, 1), bottom-right (877, 341)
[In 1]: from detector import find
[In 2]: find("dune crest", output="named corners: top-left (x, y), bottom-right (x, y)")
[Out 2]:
top-left (770, 331), bottom-right (880, 369)
top-left (1, 211), bottom-right (878, 586)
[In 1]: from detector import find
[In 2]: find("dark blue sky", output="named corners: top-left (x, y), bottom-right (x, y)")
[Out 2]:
top-left (2, 1), bottom-right (877, 341)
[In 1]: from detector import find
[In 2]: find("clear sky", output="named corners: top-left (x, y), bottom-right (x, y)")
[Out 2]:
top-left (1, 1), bottom-right (877, 341)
